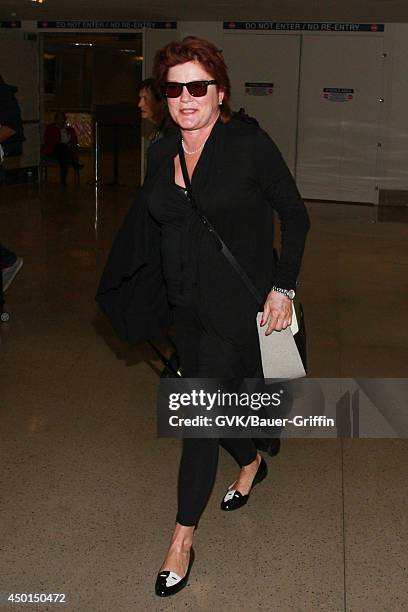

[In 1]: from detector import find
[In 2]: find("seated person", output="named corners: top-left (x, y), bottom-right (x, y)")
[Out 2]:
top-left (43, 111), bottom-right (83, 184)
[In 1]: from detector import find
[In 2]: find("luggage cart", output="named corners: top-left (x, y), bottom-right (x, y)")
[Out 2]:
top-left (0, 244), bottom-right (11, 322)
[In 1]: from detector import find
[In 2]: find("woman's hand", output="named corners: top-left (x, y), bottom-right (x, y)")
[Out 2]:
top-left (260, 289), bottom-right (292, 335)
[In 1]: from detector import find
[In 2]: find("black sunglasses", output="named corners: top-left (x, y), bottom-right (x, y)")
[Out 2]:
top-left (161, 80), bottom-right (218, 98)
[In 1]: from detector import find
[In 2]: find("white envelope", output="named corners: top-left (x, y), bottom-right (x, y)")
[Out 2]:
top-left (256, 303), bottom-right (305, 380)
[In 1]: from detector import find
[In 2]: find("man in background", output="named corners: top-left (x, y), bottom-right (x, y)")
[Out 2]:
top-left (0, 74), bottom-right (24, 291)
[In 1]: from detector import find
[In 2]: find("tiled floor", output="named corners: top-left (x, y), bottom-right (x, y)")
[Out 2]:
top-left (1, 183), bottom-right (407, 611)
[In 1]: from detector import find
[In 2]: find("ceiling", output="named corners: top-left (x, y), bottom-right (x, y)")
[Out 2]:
top-left (2, 0), bottom-right (408, 23)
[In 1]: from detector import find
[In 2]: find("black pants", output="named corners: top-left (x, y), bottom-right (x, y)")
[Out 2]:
top-left (173, 302), bottom-right (262, 526)
top-left (50, 143), bottom-right (75, 183)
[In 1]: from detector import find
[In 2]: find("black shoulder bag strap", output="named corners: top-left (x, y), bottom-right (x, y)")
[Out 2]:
top-left (177, 139), bottom-right (264, 308)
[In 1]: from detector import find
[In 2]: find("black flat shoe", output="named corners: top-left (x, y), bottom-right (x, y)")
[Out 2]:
top-left (221, 457), bottom-right (268, 512)
top-left (155, 548), bottom-right (195, 597)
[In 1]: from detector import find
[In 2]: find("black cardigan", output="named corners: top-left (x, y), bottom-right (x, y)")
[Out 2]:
top-left (96, 117), bottom-right (310, 344)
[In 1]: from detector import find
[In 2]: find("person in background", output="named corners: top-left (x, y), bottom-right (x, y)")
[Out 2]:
top-left (138, 78), bottom-right (175, 145)
top-left (43, 111), bottom-right (83, 185)
top-left (0, 74), bottom-right (24, 291)
top-left (0, 74), bottom-right (24, 160)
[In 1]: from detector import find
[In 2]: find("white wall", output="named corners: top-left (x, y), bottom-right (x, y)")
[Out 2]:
top-left (296, 34), bottom-right (384, 203)
top-left (143, 27), bottom-right (179, 77)
top-left (178, 22), bottom-right (223, 47)
top-left (222, 32), bottom-right (300, 174)
top-left (222, 26), bottom-right (387, 203)
top-left (380, 24), bottom-right (408, 191)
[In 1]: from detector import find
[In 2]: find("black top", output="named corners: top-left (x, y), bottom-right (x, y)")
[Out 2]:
top-left (148, 159), bottom-right (192, 305)
top-left (148, 116), bottom-right (310, 291)
top-left (96, 116), bottom-right (311, 344)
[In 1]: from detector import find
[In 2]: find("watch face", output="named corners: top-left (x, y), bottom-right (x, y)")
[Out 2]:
top-left (288, 289), bottom-right (296, 299)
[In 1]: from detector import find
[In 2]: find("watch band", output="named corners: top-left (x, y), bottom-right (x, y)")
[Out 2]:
top-left (271, 286), bottom-right (296, 300)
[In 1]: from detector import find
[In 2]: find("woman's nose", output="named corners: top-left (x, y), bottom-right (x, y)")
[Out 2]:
top-left (180, 85), bottom-right (193, 103)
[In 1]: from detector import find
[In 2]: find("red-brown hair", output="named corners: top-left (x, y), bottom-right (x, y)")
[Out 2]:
top-left (152, 36), bottom-right (232, 123)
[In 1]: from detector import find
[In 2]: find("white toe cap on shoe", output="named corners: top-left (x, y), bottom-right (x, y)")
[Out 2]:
top-left (223, 489), bottom-right (238, 502)
top-left (159, 571), bottom-right (182, 587)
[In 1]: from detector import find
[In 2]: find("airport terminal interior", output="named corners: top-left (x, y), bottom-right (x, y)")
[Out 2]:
top-left (1, 3), bottom-right (408, 611)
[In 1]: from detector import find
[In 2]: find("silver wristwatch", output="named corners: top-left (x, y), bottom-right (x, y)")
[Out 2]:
top-left (271, 286), bottom-right (296, 300)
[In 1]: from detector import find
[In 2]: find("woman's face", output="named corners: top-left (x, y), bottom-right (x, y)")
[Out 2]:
top-left (138, 87), bottom-right (162, 124)
top-left (165, 60), bottom-right (224, 132)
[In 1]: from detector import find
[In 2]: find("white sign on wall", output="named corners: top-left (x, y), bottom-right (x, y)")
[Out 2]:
top-left (323, 88), bottom-right (354, 101)
top-left (37, 20), bottom-right (177, 30)
top-left (245, 82), bottom-right (274, 96)
top-left (224, 22), bottom-right (385, 33)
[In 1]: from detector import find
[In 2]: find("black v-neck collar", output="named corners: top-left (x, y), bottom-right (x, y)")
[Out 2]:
top-left (179, 118), bottom-right (223, 195)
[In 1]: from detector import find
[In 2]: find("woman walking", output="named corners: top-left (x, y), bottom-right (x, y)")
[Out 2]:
top-left (97, 36), bottom-right (310, 597)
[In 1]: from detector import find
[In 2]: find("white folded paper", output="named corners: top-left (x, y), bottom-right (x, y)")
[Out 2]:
top-left (256, 303), bottom-right (305, 380)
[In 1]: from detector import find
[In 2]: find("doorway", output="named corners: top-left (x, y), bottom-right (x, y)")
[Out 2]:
top-left (296, 35), bottom-right (384, 203)
top-left (41, 32), bottom-right (143, 186)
